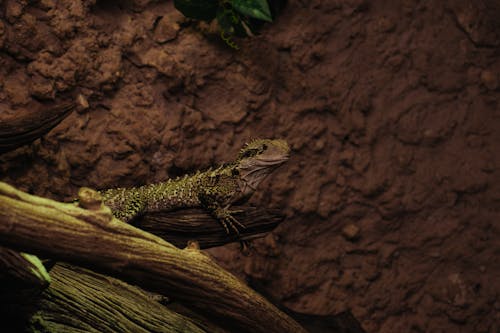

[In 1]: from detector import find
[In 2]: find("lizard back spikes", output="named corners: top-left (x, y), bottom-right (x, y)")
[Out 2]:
top-left (99, 139), bottom-right (290, 235)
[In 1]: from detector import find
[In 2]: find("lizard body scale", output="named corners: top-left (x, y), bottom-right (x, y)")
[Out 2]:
top-left (99, 139), bottom-right (290, 233)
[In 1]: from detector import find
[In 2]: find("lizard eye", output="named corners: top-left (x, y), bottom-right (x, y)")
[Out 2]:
top-left (232, 169), bottom-right (240, 176)
top-left (241, 150), bottom-right (254, 158)
top-left (262, 144), bottom-right (268, 150)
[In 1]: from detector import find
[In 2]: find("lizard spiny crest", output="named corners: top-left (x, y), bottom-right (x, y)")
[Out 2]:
top-left (99, 139), bottom-right (290, 234)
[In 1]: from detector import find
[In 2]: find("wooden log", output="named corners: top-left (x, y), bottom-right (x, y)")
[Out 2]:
top-left (0, 182), bottom-right (306, 333)
top-left (0, 95), bottom-right (88, 154)
top-left (28, 263), bottom-right (225, 333)
top-left (135, 207), bottom-right (284, 249)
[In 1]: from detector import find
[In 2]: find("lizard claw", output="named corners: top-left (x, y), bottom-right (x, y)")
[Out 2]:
top-left (214, 207), bottom-right (246, 235)
top-left (239, 239), bottom-right (253, 256)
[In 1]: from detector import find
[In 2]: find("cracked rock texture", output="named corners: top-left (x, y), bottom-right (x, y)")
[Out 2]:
top-left (1, 1), bottom-right (499, 332)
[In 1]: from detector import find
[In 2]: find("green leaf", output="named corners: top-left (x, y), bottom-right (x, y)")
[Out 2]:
top-left (174, 0), bottom-right (218, 21)
top-left (216, 8), bottom-right (236, 35)
top-left (217, 7), bottom-right (250, 37)
top-left (231, 0), bottom-right (273, 22)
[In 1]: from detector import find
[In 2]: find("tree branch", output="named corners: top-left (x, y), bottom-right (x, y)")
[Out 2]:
top-left (0, 182), bottom-right (306, 333)
top-left (28, 263), bottom-right (224, 333)
top-left (135, 206), bottom-right (284, 249)
top-left (0, 101), bottom-right (75, 153)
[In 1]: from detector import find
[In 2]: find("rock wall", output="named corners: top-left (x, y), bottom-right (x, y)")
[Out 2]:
top-left (1, 1), bottom-right (499, 332)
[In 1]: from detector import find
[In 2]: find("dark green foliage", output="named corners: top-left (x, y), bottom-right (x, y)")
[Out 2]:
top-left (232, 0), bottom-right (272, 22)
top-left (217, 6), bottom-right (248, 38)
top-left (174, 0), bottom-right (274, 48)
top-left (173, 0), bottom-right (218, 21)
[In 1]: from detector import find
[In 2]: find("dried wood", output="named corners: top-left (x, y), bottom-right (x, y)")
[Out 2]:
top-left (0, 99), bottom-right (80, 153)
top-left (28, 263), bottom-right (224, 333)
top-left (135, 206), bottom-right (284, 249)
top-left (0, 182), bottom-right (306, 333)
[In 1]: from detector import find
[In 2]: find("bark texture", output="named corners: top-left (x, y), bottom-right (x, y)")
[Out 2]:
top-left (0, 182), bottom-right (306, 333)
top-left (28, 263), bottom-right (217, 333)
top-left (135, 206), bottom-right (284, 249)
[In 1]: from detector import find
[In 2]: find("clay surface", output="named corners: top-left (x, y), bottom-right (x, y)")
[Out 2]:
top-left (1, 1), bottom-right (499, 332)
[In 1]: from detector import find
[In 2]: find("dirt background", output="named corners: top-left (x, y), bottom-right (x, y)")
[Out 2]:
top-left (1, 0), bottom-right (499, 332)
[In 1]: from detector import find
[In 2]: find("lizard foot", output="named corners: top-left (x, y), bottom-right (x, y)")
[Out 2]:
top-left (214, 206), bottom-right (246, 235)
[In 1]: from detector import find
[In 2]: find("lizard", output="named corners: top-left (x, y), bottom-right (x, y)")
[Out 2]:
top-left (99, 139), bottom-right (290, 234)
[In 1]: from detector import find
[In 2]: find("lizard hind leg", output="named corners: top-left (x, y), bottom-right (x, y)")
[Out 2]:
top-left (101, 188), bottom-right (145, 223)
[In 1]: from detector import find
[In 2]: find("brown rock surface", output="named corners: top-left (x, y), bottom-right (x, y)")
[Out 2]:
top-left (1, 1), bottom-right (499, 332)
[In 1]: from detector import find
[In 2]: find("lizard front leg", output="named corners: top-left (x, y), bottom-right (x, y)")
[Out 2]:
top-left (213, 204), bottom-right (246, 234)
top-left (198, 192), bottom-right (245, 234)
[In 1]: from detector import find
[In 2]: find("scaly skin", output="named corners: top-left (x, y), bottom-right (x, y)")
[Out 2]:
top-left (100, 139), bottom-right (290, 233)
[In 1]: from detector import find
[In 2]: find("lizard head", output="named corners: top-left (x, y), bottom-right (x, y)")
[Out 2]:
top-left (235, 139), bottom-right (290, 195)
